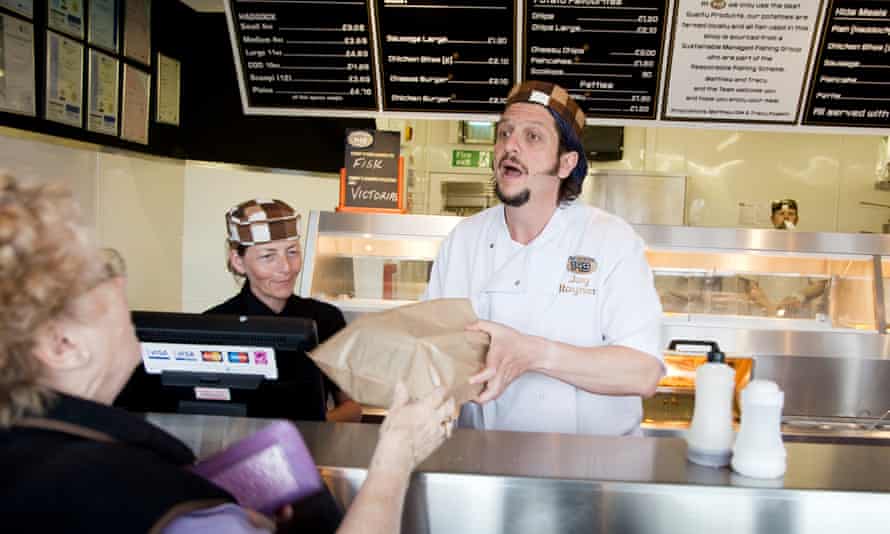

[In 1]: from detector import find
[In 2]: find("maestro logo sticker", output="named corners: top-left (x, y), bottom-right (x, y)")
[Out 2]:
top-left (347, 130), bottom-right (374, 148)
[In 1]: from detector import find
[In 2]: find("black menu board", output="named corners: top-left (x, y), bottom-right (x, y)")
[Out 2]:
top-left (341, 129), bottom-right (402, 212)
top-left (225, 0), bottom-right (377, 112)
top-left (804, 0), bottom-right (890, 127)
top-left (523, 0), bottom-right (668, 120)
top-left (375, 0), bottom-right (517, 113)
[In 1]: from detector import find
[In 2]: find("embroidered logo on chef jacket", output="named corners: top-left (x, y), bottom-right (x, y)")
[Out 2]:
top-left (559, 255), bottom-right (597, 296)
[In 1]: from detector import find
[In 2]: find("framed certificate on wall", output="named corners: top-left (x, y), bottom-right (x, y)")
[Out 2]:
top-left (88, 0), bottom-right (120, 53)
top-left (121, 63), bottom-right (149, 144)
top-left (0, 0), bottom-right (33, 19)
top-left (45, 31), bottom-right (83, 127)
top-left (156, 52), bottom-right (180, 125)
top-left (0, 13), bottom-right (36, 116)
top-left (123, 0), bottom-right (150, 65)
top-left (47, 0), bottom-right (84, 40)
top-left (87, 48), bottom-right (119, 135)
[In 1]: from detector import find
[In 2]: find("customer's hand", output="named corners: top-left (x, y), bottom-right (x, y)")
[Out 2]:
top-left (371, 382), bottom-right (455, 475)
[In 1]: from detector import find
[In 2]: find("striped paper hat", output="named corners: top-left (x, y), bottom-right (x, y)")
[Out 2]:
top-left (226, 199), bottom-right (300, 246)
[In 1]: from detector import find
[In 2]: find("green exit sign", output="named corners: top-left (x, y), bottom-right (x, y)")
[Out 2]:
top-left (452, 149), bottom-right (493, 168)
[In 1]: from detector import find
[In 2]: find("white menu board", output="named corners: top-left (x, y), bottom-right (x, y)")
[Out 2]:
top-left (121, 64), bottom-right (149, 144)
top-left (663, 0), bottom-right (824, 123)
top-left (45, 31), bottom-right (83, 127)
top-left (0, 14), bottom-right (35, 116)
top-left (87, 48), bottom-right (119, 135)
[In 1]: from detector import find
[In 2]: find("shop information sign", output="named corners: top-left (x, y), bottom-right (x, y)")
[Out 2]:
top-left (340, 129), bottom-right (403, 213)
top-left (523, 0), bottom-right (668, 120)
top-left (663, 0), bottom-right (823, 124)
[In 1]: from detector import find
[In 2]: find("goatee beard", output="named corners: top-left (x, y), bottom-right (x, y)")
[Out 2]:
top-left (494, 181), bottom-right (531, 207)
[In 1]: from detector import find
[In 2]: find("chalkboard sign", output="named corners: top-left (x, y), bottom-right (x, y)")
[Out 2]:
top-left (803, 0), bottom-right (890, 128)
top-left (339, 129), bottom-right (404, 213)
top-left (375, 0), bottom-right (517, 113)
top-left (523, 0), bottom-right (668, 120)
top-left (224, 0), bottom-right (377, 112)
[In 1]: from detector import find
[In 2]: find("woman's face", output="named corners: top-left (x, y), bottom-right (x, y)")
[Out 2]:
top-left (62, 276), bottom-right (142, 403)
top-left (231, 239), bottom-right (302, 308)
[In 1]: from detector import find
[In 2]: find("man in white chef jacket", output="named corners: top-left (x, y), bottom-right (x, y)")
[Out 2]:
top-left (424, 81), bottom-right (665, 436)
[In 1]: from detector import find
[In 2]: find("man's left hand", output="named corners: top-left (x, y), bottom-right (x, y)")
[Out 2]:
top-left (467, 320), bottom-right (536, 403)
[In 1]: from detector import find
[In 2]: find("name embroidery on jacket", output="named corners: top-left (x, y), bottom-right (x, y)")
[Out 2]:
top-left (560, 255), bottom-right (597, 296)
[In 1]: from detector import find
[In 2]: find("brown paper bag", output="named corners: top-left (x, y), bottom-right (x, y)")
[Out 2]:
top-left (309, 298), bottom-right (488, 407)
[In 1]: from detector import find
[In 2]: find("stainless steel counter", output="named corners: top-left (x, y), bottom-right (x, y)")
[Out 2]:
top-left (149, 414), bottom-right (890, 533)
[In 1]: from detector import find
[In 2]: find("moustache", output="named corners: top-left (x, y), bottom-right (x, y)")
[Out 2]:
top-left (496, 155), bottom-right (528, 175)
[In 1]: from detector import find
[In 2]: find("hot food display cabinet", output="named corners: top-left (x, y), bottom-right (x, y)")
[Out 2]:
top-left (301, 211), bottom-right (890, 435)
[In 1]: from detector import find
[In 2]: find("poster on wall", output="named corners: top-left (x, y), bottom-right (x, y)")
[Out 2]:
top-left (803, 0), bottom-right (890, 128)
top-left (375, 0), bottom-right (517, 114)
top-left (0, 14), bottom-right (36, 116)
top-left (522, 0), bottom-right (669, 120)
top-left (88, 0), bottom-right (119, 53)
top-left (45, 31), bottom-right (83, 127)
top-left (0, 0), bottom-right (33, 19)
top-left (48, 0), bottom-right (85, 40)
top-left (156, 52), bottom-right (180, 125)
top-left (662, 0), bottom-right (824, 124)
top-left (123, 0), bottom-right (150, 65)
top-left (87, 48), bottom-right (119, 135)
top-left (121, 64), bottom-right (149, 144)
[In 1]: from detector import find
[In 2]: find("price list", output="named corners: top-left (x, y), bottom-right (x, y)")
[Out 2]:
top-left (226, 0), bottom-right (377, 111)
top-left (376, 0), bottom-right (516, 113)
top-left (804, 0), bottom-right (890, 127)
top-left (523, 0), bottom-right (668, 120)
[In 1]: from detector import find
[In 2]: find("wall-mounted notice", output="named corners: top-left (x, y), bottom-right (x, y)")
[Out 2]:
top-left (45, 31), bottom-right (83, 127)
top-left (0, 0), bottom-right (33, 19)
top-left (123, 0), bottom-right (150, 65)
top-left (804, 0), bottom-right (890, 128)
top-left (0, 14), bottom-right (35, 116)
top-left (340, 129), bottom-right (402, 212)
top-left (87, 49), bottom-right (119, 135)
top-left (523, 0), bottom-right (668, 120)
top-left (121, 64), bottom-right (149, 144)
top-left (156, 52), bottom-right (181, 125)
top-left (224, 0), bottom-right (376, 112)
top-left (663, 0), bottom-right (823, 124)
top-left (89, 0), bottom-right (120, 53)
top-left (48, 0), bottom-right (84, 39)
top-left (376, 0), bottom-right (516, 114)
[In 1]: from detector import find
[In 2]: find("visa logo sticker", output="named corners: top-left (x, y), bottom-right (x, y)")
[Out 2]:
top-left (147, 349), bottom-right (170, 360)
top-left (566, 255), bottom-right (596, 274)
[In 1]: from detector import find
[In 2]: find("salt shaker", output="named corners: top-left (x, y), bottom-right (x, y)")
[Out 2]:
top-left (731, 380), bottom-right (787, 479)
top-left (686, 348), bottom-right (736, 467)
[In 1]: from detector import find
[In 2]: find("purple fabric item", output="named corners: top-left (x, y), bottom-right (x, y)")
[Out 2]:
top-left (163, 504), bottom-right (271, 534)
top-left (191, 421), bottom-right (323, 515)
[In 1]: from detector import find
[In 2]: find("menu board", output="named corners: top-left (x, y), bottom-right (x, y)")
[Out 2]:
top-left (376, 0), bottom-right (516, 113)
top-left (341, 129), bottom-right (402, 212)
top-left (663, 0), bottom-right (823, 124)
top-left (225, 0), bottom-right (377, 111)
top-left (523, 0), bottom-right (668, 120)
top-left (804, 0), bottom-right (890, 128)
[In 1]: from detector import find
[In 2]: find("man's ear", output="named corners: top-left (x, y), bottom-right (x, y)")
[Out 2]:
top-left (229, 249), bottom-right (247, 276)
top-left (31, 321), bottom-right (90, 372)
top-left (558, 151), bottom-right (579, 180)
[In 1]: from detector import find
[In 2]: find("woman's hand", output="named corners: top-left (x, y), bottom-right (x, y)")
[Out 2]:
top-left (371, 382), bottom-right (456, 475)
